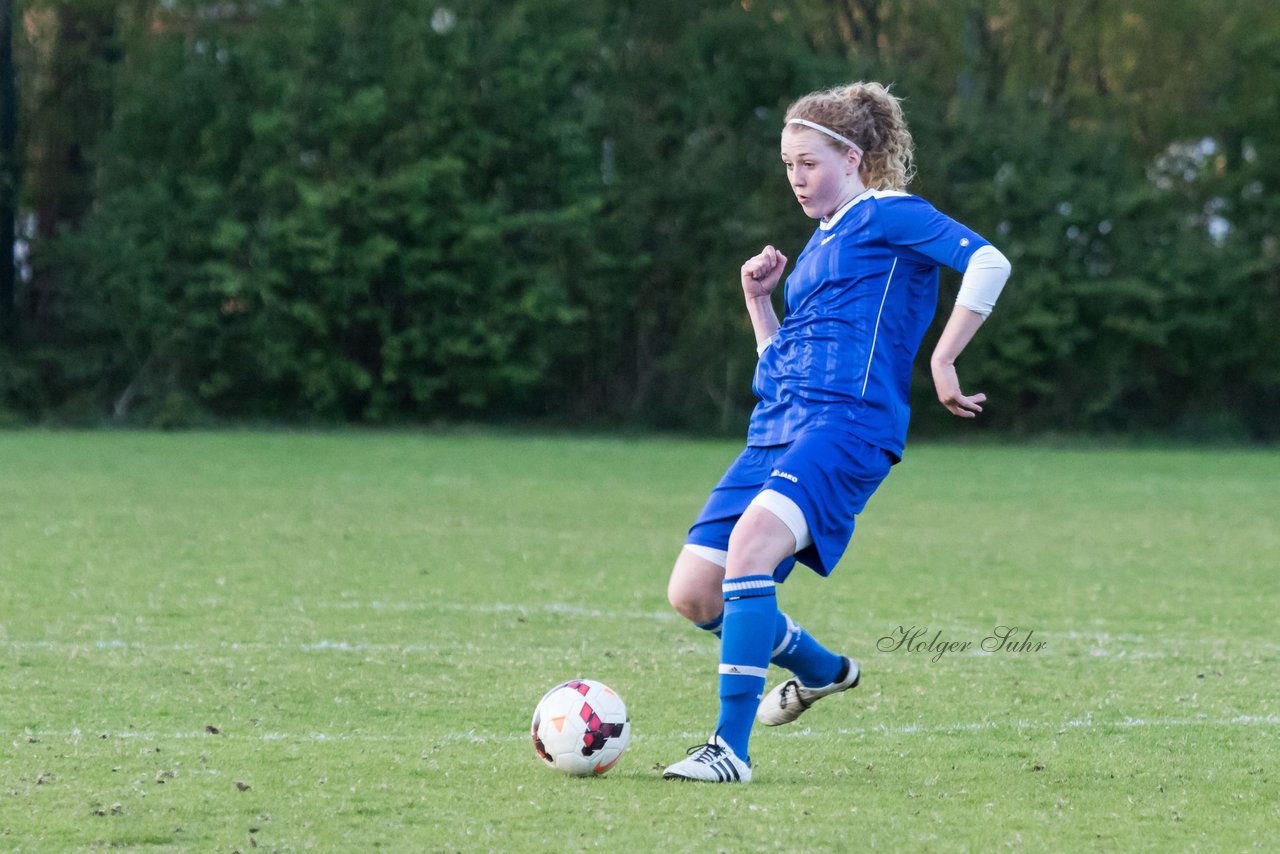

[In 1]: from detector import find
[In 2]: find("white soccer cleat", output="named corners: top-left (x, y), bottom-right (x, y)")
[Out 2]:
top-left (756, 656), bottom-right (860, 726)
top-left (662, 734), bottom-right (752, 783)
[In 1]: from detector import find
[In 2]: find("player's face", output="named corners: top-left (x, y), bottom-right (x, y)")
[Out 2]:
top-left (780, 127), bottom-right (862, 220)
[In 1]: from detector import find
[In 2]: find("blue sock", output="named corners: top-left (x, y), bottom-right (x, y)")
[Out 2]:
top-left (770, 611), bottom-right (844, 688)
top-left (695, 612), bottom-right (723, 638)
top-left (716, 575), bottom-right (777, 763)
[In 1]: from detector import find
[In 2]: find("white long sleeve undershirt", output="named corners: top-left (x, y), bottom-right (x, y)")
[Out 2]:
top-left (956, 245), bottom-right (1012, 318)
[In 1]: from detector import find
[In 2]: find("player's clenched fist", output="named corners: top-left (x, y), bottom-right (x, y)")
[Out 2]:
top-left (741, 245), bottom-right (788, 299)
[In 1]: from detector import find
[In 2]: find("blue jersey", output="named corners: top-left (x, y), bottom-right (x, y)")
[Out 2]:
top-left (748, 190), bottom-right (989, 457)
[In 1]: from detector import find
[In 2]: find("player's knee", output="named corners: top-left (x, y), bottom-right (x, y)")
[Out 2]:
top-left (667, 572), bottom-right (720, 624)
top-left (666, 581), bottom-right (710, 624)
top-left (666, 582), bottom-right (697, 620)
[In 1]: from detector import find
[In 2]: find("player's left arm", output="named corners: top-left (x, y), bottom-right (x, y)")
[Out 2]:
top-left (877, 198), bottom-right (1012, 417)
top-left (930, 245), bottom-right (1012, 418)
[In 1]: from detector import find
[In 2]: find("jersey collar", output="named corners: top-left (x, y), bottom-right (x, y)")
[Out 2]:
top-left (819, 188), bottom-right (875, 231)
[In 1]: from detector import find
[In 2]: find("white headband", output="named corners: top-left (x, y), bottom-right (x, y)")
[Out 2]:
top-left (786, 118), bottom-right (864, 157)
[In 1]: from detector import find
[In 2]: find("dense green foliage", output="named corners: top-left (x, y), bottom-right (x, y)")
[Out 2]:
top-left (2, 432), bottom-right (1278, 848)
top-left (5, 0), bottom-right (1279, 436)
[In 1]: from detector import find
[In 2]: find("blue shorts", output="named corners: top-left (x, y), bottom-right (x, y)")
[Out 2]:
top-left (686, 428), bottom-right (894, 581)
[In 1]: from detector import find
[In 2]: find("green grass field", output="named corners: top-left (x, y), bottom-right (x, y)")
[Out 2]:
top-left (1, 431), bottom-right (1277, 852)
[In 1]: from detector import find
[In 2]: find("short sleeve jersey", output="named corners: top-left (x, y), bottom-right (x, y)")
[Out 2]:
top-left (748, 189), bottom-right (989, 458)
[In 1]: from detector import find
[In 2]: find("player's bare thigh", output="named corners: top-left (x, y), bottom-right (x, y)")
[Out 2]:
top-left (725, 504), bottom-right (796, 579)
top-left (667, 547), bottom-right (725, 624)
top-left (668, 502), bottom-right (797, 620)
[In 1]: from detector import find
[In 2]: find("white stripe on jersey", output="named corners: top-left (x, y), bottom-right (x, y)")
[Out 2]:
top-left (861, 257), bottom-right (898, 397)
top-left (820, 188), bottom-right (910, 231)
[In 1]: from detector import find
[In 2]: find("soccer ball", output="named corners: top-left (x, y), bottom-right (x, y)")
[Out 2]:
top-left (531, 679), bottom-right (630, 776)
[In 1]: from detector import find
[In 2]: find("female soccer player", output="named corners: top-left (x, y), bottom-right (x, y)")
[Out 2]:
top-left (662, 82), bottom-right (1011, 783)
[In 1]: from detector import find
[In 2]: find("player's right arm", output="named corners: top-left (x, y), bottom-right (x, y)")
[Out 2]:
top-left (741, 245), bottom-right (787, 352)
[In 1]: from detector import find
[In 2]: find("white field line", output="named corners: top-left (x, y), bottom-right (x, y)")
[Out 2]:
top-left (18, 714), bottom-right (1280, 748)
top-left (0, 641), bottom-right (1269, 660)
top-left (332, 603), bottom-right (1280, 650)
top-left (2, 602), bottom-right (1275, 658)
top-left (324, 600), bottom-right (678, 621)
top-left (2, 638), bottom-right (1272, 661)
top-left (0, 639), bottom-right (447, 654)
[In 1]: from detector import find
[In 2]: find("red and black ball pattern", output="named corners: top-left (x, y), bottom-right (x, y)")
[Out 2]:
top-left (578, 701), bottom-right (627, 757)
top-left (531, 710), bottom-right (552, 764)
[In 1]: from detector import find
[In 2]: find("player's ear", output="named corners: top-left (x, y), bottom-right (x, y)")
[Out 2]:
top-left (847, 149), bottom-right (862, 175)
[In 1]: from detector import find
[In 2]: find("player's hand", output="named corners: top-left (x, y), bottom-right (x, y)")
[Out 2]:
top-left (931, 361), bottom-right (986, 418)
top-left (741, 245), bottom-right (788, 299)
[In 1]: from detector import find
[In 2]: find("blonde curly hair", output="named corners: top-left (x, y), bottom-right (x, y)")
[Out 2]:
top-left (784, 82), bottom-right (916, 191)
